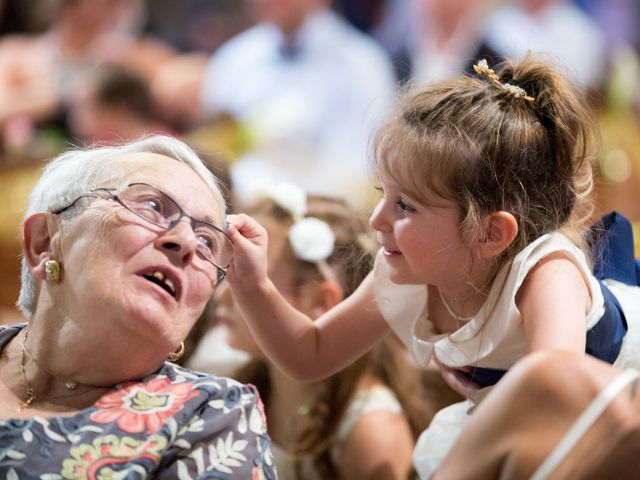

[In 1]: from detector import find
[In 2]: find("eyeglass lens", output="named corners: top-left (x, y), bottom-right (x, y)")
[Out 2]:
top-left (118, 184), bottom-right (233, 269)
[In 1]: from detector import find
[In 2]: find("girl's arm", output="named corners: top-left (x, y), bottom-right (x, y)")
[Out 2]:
top-left (224, 214), bottom-right (390, 381)
top-left (517, 253), bottom-right (591, 353)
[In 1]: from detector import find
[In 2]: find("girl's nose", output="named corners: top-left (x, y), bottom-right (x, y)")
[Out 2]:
top-left (369, 198), bottom-right (390, 232)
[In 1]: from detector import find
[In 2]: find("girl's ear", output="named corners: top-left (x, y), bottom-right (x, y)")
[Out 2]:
top-left (298, 280), bottom-right (344, 318)
top-left (315, 280), bottom-right (344, 311)
top-left (476, 211), bottom-right (518, 259)
top-left (21, 212), bottom-right (55, 280)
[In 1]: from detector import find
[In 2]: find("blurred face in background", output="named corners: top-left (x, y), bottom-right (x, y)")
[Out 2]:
top-left (57, 0), bottom-right (137, 34)
top-left (214, 216), bottom-right (319, 358)
top-left (519, 0), bottom-right (560, 14)
top-left (414, 0), bottom-right (480, 28)
top-left (250, 0), bottom-right (326, 33)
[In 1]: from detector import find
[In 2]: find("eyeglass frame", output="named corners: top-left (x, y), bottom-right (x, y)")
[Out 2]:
top-left (50, 182), bottom-right (233, 283)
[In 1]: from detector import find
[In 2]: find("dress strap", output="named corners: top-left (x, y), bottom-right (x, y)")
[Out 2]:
top-left (529, 368), bottom-right (640, 480)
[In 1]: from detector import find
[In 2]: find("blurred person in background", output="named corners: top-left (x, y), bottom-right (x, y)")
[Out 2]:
top-left (199, 0), bottom-right (397, 212)
top-left (68, 64), bottom-right (174, 146)
top-left (190, 181), bottom-right (432, 479)
top-left (0, 0), bottom-right (205, 155)
top-left (483, 0), bottom-right (607, 92)
top-left (395, 0), bottom-right (499, 85)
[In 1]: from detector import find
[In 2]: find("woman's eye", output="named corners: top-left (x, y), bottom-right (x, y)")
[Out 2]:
top-left (196, 232), bottom-right (215, 250)
top-left (142, 198), bottom-right (163, 213)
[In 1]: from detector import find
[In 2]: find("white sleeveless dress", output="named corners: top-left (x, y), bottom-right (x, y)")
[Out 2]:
top-left (372, 232), bottom-right (640, 478)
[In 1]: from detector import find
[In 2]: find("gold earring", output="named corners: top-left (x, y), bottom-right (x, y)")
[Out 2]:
top-left (44, 260), bottom-right (61, 283)
top-left (167, 342), bottom-right (185, 362)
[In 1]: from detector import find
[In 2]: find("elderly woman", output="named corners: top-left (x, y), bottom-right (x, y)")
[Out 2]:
top-left (0, 136), bottom-right (276, 478)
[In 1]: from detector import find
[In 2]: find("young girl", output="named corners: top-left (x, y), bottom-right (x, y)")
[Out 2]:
top-left (224, 56), bottom-right (640, 476)
top-left (211, 186), bottom-right (432, 479)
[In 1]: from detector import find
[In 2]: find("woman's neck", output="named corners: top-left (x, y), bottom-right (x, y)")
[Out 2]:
top-left (0, 326), bottom-right (109, 416)
top-left (28, 304), bottom-right (166, 390)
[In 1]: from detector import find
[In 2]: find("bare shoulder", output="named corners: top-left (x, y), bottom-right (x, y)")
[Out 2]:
top-left (335, 375), bottom-right (414, 479)
top-left (517, 252), bottom-right (590, 308)
top-left (339, 405), bottom-right (414, 480)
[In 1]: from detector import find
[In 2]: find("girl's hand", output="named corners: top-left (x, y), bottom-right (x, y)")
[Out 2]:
top-left (434, 357), bottom-right (481, 399)
top-left (224, 213), bottom-right (269, 287)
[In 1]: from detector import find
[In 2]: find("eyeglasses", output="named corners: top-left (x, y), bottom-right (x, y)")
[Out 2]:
top-left (52, 182), bottom-right (233, 283)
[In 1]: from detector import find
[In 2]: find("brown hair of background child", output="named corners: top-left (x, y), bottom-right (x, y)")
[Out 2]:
top-left (234, 195), bottom-right (432, 479)
top-left (374, 54), bottom-right (599, 281)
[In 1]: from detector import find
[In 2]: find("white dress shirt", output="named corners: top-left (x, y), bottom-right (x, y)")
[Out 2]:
top-left (201, 10), bottom-right (397, 210)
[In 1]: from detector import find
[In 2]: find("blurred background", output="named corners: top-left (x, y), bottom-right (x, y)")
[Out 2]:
top-left (0, 0), bottom-right (638, 315)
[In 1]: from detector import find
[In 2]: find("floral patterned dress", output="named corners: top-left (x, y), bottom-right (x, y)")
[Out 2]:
top-left (0, 324), bottom-right (277, 479)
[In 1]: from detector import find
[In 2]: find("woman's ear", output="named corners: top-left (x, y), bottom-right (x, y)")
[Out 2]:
top-left (476, 211), bottom-right (518, 259)
top-left (21, 212), bottom-right (55, 280)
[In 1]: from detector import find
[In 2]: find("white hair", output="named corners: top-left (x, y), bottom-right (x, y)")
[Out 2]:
top-left (17, 135), bottom-right (227, 318)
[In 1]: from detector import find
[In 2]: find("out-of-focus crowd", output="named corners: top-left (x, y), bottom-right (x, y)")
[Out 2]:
top-left (0, 0), bottom-right (637, 307)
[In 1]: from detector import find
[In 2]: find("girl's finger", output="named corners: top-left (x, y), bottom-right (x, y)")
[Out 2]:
top-left (226, 213), bottom-right (266, 241)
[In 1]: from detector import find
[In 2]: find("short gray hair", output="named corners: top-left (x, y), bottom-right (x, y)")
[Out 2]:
top-left (17, 135), bottom-right (227, 318)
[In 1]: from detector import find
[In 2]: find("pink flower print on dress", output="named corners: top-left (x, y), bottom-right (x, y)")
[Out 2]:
top-left (91, 377), bottom-right (199, 434)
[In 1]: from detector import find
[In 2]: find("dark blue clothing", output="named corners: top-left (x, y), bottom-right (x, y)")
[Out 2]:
top-left (467, 212), bottom-right (638, 388)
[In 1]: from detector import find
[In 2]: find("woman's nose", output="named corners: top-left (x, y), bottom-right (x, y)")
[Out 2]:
top-left (155, 218), bottom-right (198, 264)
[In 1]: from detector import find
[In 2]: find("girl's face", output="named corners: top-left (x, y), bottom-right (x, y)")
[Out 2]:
top-left (215, 222), bottom-right (316, 358)
top-left (369, 176), bottom-right (474, 289)
top-left (214, 266), bottom-right (296, 358)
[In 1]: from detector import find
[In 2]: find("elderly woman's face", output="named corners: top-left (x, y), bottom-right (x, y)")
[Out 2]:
top-left (55, 153), bottom-right (223, 353)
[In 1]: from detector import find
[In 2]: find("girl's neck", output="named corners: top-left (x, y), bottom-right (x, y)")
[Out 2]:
top-left (267, 364), bottom-right (319, 414)
top-left (266, 364), bottom-right (321, 448)
top-left (430, 282), bottom-right (488, 333)
top-left (52, 21), bottom-right (107, 60)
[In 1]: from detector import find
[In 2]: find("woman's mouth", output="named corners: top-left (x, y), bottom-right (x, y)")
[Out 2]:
top-left (138, 267), bottom-right (182, 301)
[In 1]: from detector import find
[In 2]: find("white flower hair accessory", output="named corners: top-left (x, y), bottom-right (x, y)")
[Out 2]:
top-left (244, 178), bottom-right (307, 218)
top-left (245, 179), bottom-right (337, 267)
top-left (289, 217), bottom-right (336, 263)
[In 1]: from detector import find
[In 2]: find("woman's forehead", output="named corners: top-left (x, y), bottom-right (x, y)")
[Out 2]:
top-left (110, 152), bottom-right (223, 223)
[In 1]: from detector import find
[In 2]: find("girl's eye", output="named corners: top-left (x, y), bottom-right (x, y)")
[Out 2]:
top-left (396, 198), bottom-right (416, 213)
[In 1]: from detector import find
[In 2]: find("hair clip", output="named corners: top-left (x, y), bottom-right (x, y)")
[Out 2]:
top-left (473, 59), bottom-right (535, 102)
top-left (473, 59), bottom-right (500, 83)
top-left (502, 83), bottom-right (535, 101)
